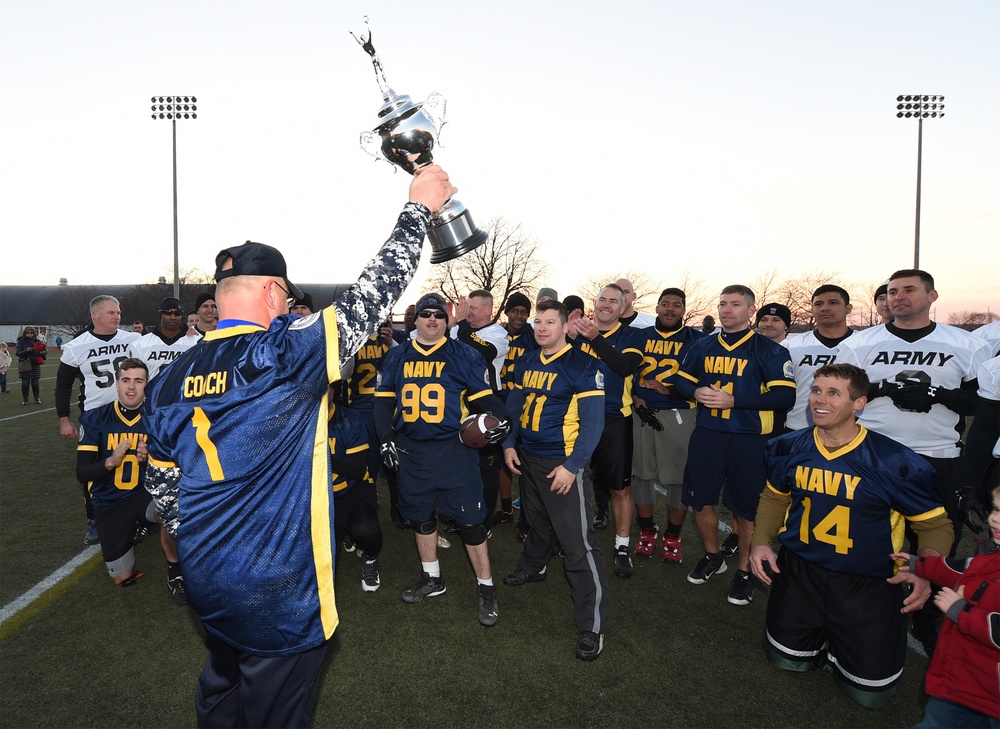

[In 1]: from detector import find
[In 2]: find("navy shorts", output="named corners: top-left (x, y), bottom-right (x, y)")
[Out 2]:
top-left (681, 427), bottom-right (768, 520)
top-left (592, 415), bottom-right (633, 493)
top-left (396, 434), bottom-right (486, 525)
top-left (764, 548), bottom-right (906, 705)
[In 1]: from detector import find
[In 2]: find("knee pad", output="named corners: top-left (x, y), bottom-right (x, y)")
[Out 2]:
top-left (414, 517), bottom-right (438, 535)
top-left (665, 483), bottom-right (685, 510)
top-left (458, 523), bottom-right (488, 546)
top-left (106, 547), bottom-right (136, 578)
top-left (632, 478), bottom-right (655, 505)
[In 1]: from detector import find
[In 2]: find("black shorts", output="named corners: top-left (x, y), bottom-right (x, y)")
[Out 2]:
top-left (764, 549), bottom-right (907, 705)
top-left (93, 489), bottom-right (154, 564)
top-left (592, 415), bottom-right (633, 493)
top-left (396, 434), bottom-right (486, 525)
top-left (333, 482), bottom-right (378, 535)
top-left (681, 427), bottom-right (767, 520)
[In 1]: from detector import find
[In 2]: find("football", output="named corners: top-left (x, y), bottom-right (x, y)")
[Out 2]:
top-left (459, 413), bottom-right (501, 449)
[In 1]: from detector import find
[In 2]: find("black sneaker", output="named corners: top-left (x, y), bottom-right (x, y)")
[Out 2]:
top-left (134, 521), bottom-right (158, 545)
top-left (490, 509), bottom-right (514, 527)
top-left (503, 565), bottom-right (547, 587)
top-left (613, 546), bottom-right (634, 579)
top-left (167, 575), bottom-right (189, 605)
top-left (576, 630), bottom-right (604, 661)
top-left (401, 572), bottom-right (446, 603)
top-left (727, 570), bottom-right (754, 605)
top-left (594, 503), bottom-right (609, 530)
top-left (84, 520), bottom-right (100, 545)
top-left (343, 536), bottom-right (356, 553)
top-left (34, 398), bottom-right (42, 405)
top-left (478, 584), bottom-right (499, 626)
top-left (687, 553), bottom-right (727, 584)
top-left (362, 558), bottom-right (381, 593)
top-left (721, 531), bottom-right (739, 558)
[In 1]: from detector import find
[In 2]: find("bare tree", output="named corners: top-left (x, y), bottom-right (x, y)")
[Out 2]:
top-left (847, 279), bottom-right (885, 328)
top-left (53, 285), bottom-right (106, 336)
top-left (948, 310), bottom-right (999, 331)
top-left (748, 268), bottom-right (791, 309)
top-left (671, 268), bottom-right (717, 326)
top-left (779, 269), bottom-right (841, 329)
top-left (427, 217), bottom-right (548, 320)
top-left (576, 270), bottom-right (663, 315)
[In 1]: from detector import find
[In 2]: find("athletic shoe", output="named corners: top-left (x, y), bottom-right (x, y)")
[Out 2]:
top-left (22, 400), bottom-right (28, 406)
top-left (119, 569), bottom-right (144, 587)
top-left (490, 509), bottom-right (513, 527)
top-left (437, 533), bottom-right (452, 549)
top-left (635, 527), bottom-right (659, 557)
top-left (84, 520), bottom-right (100, 545)
top-left (721, 531), bottom-right (739, 558)
top-left (512, 498), bottom-right (521, 509)
top-left (503, 565), bottom-right (547, 587)
top-left (594, 503), bottom-right (609, 530)
top-left (515, 524), bottom-right (528, 543)
top-left (727, 570), bottom-right (754, 606)
top-left (478, 584), bottom-right (499, 626)
top-left (401, 572), bottom-right (446, 603)
top-left (661, 534), bottom-right (683, 564)
top-left (362, 558), bottom-right (381, 593)
top-left (134, 521), bottom-right (158, 545)
top-left (576, 631), bottom-right (604, 661)
top-left (343, 536), bottom-right (356, 553)
top-left (613, 546), bottom-right (634, 579)
top-left (34, 398), bottom-right (42, 404)
top-left (686, 553), bottom-right (727, 584)
top-left (167, 575), bottom-right (189, 605)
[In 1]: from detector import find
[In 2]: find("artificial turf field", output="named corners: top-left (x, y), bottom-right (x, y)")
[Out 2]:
top-left (1, 351), bottom-right (942, 728)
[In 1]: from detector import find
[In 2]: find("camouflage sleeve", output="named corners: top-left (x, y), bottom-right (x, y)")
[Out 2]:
top-left (145, 462), bottom-right (181, 539)
top-left (334, 202), bottom-right (430, 370)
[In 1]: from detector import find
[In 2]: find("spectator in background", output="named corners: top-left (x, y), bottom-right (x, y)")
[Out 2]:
top-left (701, 315), bottom-right (720, 335)
top-left (55, 336), bottom-right (63, 349)
top-left (537, 288), bottom-right (558, 304)
top-left (0, 342), bottom-right (11, 394)
top-left (186, 311), bottom-right (199, 336)
top-left (16, 327), bottom-right (47, 405)
top-left (393, 304), bottom-right (417, 344)
top-left (290, 292), bottom-right (314, 316)
top-left (755, 303), bottom-right (791, 345)
top-left (563, 295), bottom-right (585, 319)
top-left (132, 321), bottom-right (145, 334)
top-left (874, 281), bottom-right (893, 324)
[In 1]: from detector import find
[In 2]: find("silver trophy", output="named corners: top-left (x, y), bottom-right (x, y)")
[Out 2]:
top-left (353, 20), bottom-right (487, 264)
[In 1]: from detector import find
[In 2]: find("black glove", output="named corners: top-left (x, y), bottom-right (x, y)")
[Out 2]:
top-left (483, 414), bottom-right (511, 445)
top-left (886, 383), bottom-right (935, 413)
top-left (380, 436), bottom-right (399, 471)
top-left (867, 379), bottom-right (901, 400)
top-left (956, 488), bottom-right (988, 534)
top-left (634, 405), bottom-right (663, 431)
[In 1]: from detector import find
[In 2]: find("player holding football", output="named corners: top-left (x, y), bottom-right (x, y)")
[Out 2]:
top-left (750, 363), bottom-right (953, 708)
top-left (142, 165), bottom-right (457, 727)
top-left (375, 292), bottom-right (511, 626)
top-left (502, 299), bottom-right (609, 660)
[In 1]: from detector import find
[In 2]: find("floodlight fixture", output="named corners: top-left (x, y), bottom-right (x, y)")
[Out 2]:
top-left (895, 94), bottom-right (945, 268)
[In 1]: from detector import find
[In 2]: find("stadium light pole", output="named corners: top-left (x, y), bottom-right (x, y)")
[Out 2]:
top-left (895, 94), bottom-right (944, 269)
top-left (151, 95), bottom-right (198, 299)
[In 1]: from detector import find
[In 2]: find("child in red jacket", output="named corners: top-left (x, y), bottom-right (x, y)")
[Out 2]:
top-left (893, 484), bottom-right (1000, 729)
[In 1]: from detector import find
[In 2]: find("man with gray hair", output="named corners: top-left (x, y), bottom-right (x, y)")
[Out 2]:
top-left (56, 294), bottom-right (141, 545)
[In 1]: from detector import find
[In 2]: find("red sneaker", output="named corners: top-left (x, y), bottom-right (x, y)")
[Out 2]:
top-left (635, 527), bottom-right (659, 557)
top-left (662, 534), bottom-right (683, 564)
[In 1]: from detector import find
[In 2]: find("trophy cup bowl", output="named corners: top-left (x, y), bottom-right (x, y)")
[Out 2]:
top-left (369, 98), bottom-right (487, 263)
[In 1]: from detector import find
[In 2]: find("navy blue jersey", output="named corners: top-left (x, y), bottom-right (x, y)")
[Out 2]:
top-left (375, 337), bottom-right (494, 441)
top-left (501, 325), bottom-right (540, 393)
top-left (678, 330), bottom-right (795, 435)
top-left (765, 426), bottom-right (946, 578)
top-left (78, 401), bottom-right (148, 508)
top-left (328, 404), bottom-right (372, 493)
top-left (574, 322), bottom-right (644, 418)
top-left (506, 343), bottom-right (605, 472)
top-left (635, 325), bottom-right (705, 410)
top-left (344, 334), bottom-right (392, 413)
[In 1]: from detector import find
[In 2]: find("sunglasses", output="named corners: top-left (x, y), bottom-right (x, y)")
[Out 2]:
top-left (159, 309), bottom-right (183, 316)
top-left (418, 311), bottom-right (447, 320)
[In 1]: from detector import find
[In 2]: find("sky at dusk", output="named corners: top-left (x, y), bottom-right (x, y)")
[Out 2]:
top-left (2, 1), bottom-right (997, 321)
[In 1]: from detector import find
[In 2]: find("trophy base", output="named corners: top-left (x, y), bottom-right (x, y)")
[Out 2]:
top-left (428, 206), bottom-right (488, 264)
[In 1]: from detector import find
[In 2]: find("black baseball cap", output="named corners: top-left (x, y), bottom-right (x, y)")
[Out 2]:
top-left (214, 241), bottom-right (304, 300)
top-left (158, 297), bottom-right (182, 312)
top-left (414, 293), bottom-right (448, 316)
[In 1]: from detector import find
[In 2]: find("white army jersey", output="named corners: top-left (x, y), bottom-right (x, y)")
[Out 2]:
top-left (977, 356), bottom-right (1000, 457)
top-left (783, 329), bottom-right (854, 430)
top-left (128, 330), bottom-right (202, 380)
top-left (61, 329), bottom-right (141, 411)
top-left (839, 323), bottom-right (991, 457)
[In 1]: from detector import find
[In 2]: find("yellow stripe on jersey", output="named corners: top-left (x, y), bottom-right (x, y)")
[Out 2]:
top-left (148, 455), bottom-right (177, 469)
top-left (310, 394), bottom-right (339, 639)
top-left (323, 307), bottom-right (340, 384)
top-left (766, 379), bottom-right (796, 388)
top-left (203, 325), bottom-right (266, 341)
top-left (813, 426), bottom-right (867, 462)
top-left (77, 444), bottom-right (99, 453)
top-left (907, 506), bottom-right (948, 522)
top-left (562, 394), bottom-right (581, 457)
top-left (715, 330), bottom-right (755, 352)
top-left (889, 509), bottom-right (905, 557)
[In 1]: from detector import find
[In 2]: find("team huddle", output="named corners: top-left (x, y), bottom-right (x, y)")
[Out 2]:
top-left (54, 166), bottom-right (999, 726)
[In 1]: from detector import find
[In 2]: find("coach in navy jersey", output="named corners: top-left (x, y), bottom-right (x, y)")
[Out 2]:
top-left (750, 364), bottom-right (953, 708)
top-left (376, 292), bottom-right (510, 626)
top-left (503, 299), bottom-right (609, 660)
top-left (675, 284), bottom-right (795, 606)
top-left (142, 166), bottom-right (456, 728)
